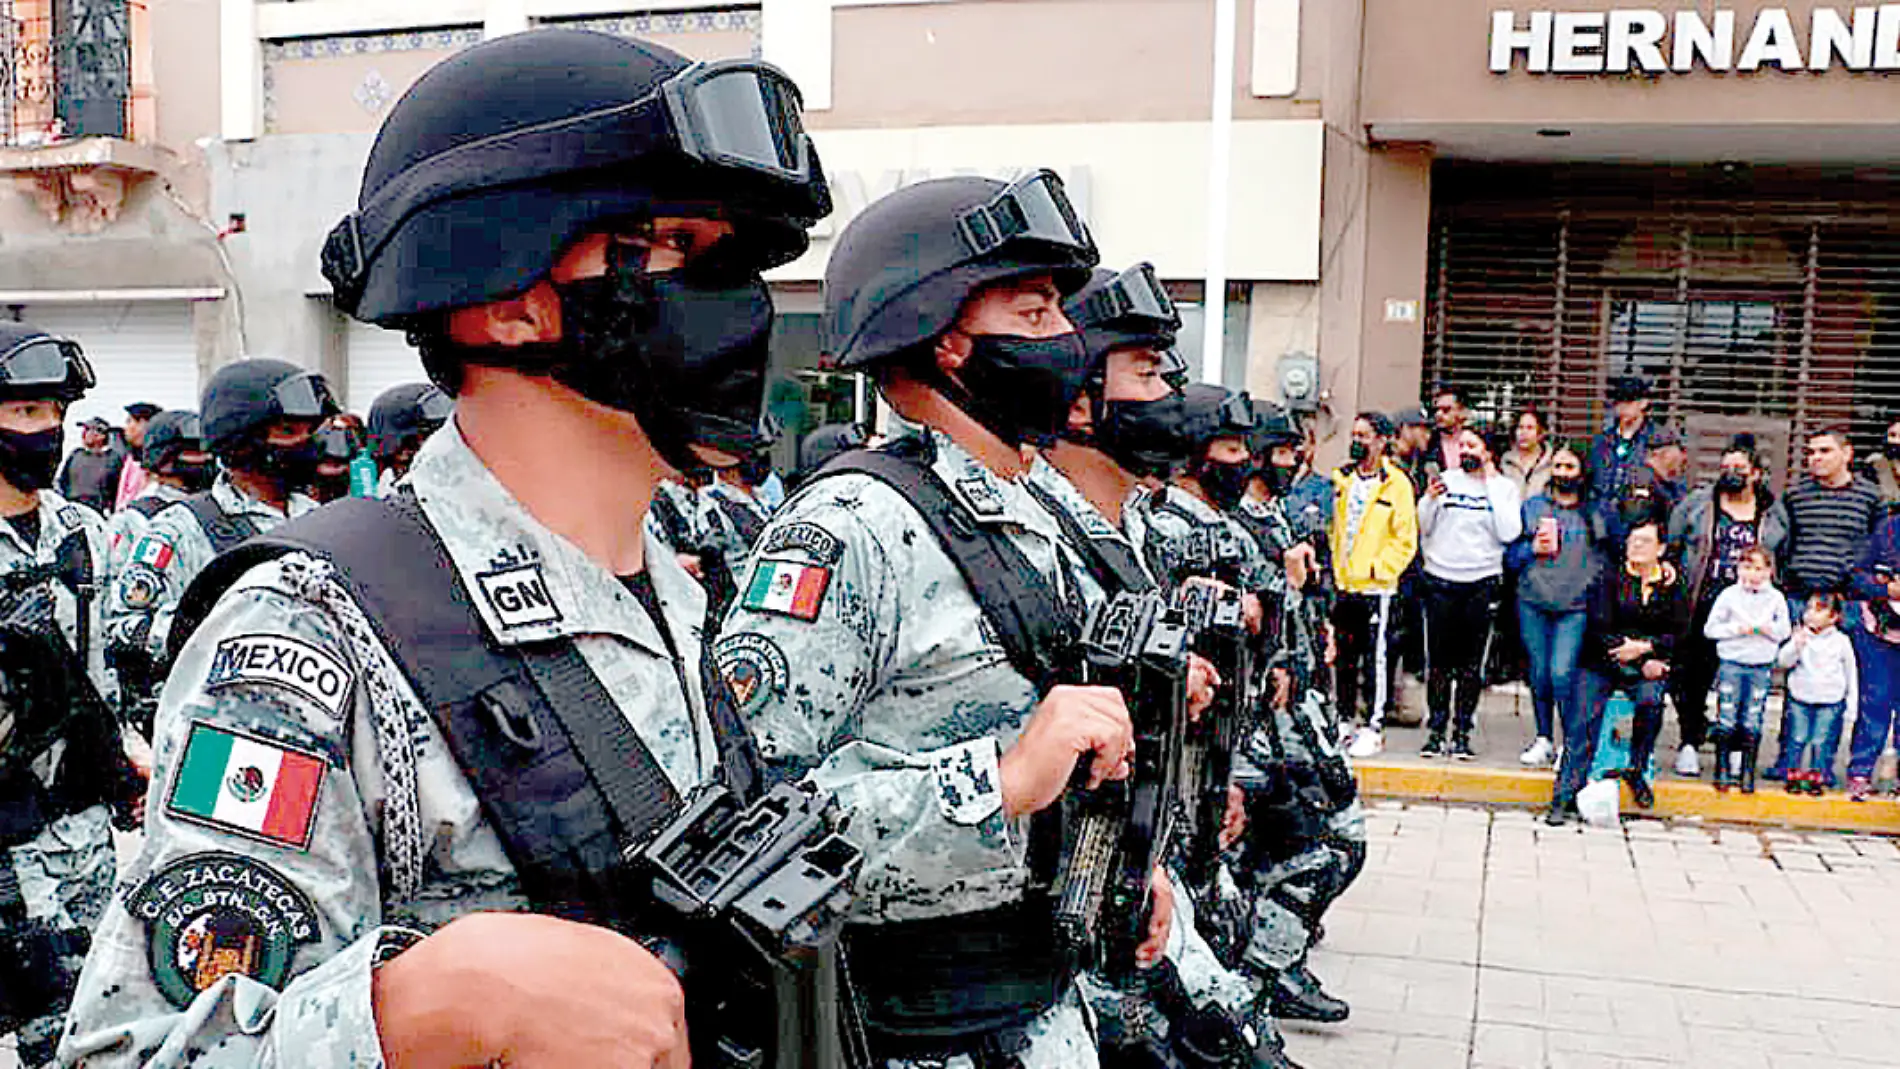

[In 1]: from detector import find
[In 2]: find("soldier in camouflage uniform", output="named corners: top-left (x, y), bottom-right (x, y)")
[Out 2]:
top-left (99, 410), bottom-right (214, 596)
top-left (100, 359), bottom-right (331, 678)
top-left (63, 27), bottom-right (830, 1067)
top-left (1034, 265), bottom-right (1301, 1069)
top-left (364, 382), bottom-right (451, 496)
top-left (0, 322), bottom-right (129, 1069)
top-left (719, 175), bottom-right (1180, 1069)
top-left (1132, 387), bottom-right (1352, 1030)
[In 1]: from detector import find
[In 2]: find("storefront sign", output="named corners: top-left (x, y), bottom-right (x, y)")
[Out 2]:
top-left (1490, 7), bottom-right (1900, 74)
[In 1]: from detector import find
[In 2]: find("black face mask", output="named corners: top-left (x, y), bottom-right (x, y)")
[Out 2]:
top-left (487, 248), bottom-right (776, 474)
top-left (1349, 440), bottom-right (1372, 465)
top-left (737, 453), bottom-right (774, 488)
top-left (1460, 454), bottom-right (1484, 474)
top-left (936, 332), bottom-right (1093, 448)
top-left (1549, 473), bottom-right (1585, 496)
top-left (1885, 442), bottom-right (1900, 461)
top-left (169, 459), bottom-right (216, 494)
top-left (308, 468), bottom-right (352, 504)
top-left (257, 437), bottom-right (322, 491)
top-left (1263, 462), bottom-right (1297, 497)
top-left (1089, 392), bottom-right (1194, 478)
top-left (1716, 471), bottom-right (1749, 495)
top-left (1196, 459), bottom-right (1254, 512)
top-left (0, 426), bottom-right (62, 492)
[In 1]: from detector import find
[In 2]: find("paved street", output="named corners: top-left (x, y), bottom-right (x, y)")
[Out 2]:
top-left (1284, 802), bottom-right (1900, 1069)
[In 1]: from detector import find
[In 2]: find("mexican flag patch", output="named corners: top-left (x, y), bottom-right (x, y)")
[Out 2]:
top-left (166, 723), bottom-right (327, 851)
top-left (743, 559), bottom-right (832, 621)
top-left (132, 537), bottom-right (175, 571)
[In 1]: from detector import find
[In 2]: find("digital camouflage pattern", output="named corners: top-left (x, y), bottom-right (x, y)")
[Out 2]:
top-left (101, 475), bottom-right (317, 664)
top-left (718, 428), bottom-right (1097, 1066)
top-left (61, 422), bottom-right (723, 1068)
top-left (1, 491), bottom-right (117, 1068)
top-left (99, 483), bottom-right (190, 596)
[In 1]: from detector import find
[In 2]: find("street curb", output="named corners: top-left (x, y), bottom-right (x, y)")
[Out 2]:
top-left (1355, 761), bottom-right (1900, 832)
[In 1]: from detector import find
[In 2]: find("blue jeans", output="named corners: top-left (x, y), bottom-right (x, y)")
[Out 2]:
top-left (1552, 669), bottom-right (1607, 806)
top-left (1517, 603), bottom-right (1588, 742)
top-left (1770, 600), bottom-right (1861, 784)
top-left (1785, 699), bottom-right (1847, 776)
top-left (1848, 631), bottom-right (1900, 779)
top-left (1713, 661), bottom-right (1773, 737)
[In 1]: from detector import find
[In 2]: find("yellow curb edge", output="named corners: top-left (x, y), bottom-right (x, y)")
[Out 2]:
top-left (1355, 761), bottom-right (1900, 833)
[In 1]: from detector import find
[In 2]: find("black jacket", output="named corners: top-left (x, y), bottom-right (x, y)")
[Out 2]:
top-left (1587, 560), bottom-right (1688, 680)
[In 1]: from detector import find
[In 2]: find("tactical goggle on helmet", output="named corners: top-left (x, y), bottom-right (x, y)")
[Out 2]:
top-left (273, 372), bottom-right (342, 421)
top-left (0, 335), bottom-right (94, 401)
top-left (957, 169), bottom-right (1095, 263)
top-left (1070, 262), bottom-right (1191, 388)
top-left (322, 58), bottom-right (829, 314)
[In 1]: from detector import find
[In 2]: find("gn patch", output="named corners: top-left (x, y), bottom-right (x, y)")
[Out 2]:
top-left (716, 633), bottom-right (790, 712)
top-left (476, 562), bottom-right (563, 630)
top-left (127, 852), bottom-right (320, 1009)
top-left (205, 634), bottom-right (354, 720)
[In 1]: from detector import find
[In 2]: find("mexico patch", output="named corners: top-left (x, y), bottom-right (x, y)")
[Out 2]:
top-left (204, 634), bottom-right (354, 720)
top-left (166, 723), bottom-right (327, 851)
top-left (742, 558), bottom-right (831, 621)
top-left (127, 852), bottom-right (319, 1009)
top-left (759, 522), bottom-right (843, 565)
top-left (716, 633), bottom-right (790, 712)
top-left (131, 536), bottom-right (175, 571)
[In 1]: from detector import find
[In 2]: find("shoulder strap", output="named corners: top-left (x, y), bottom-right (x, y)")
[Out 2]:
top-left (713, 491), bottom-right (766, 550)
top-left (125, 495), bottom-right (172, 520)
top-left (812, 443), bottom-right (1074, 691)
top-left (177, 491), bottom-right (260, 554)
top-left (1021, 478), bottom-right (1153, 597)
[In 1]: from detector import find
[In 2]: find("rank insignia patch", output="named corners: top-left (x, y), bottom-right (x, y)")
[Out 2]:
top-left (127, 852), bottom-right (320, 1009)
top-left (167, 723), bottom-right (327, 851)
top-left (742, 559), bottom-right (831, 622)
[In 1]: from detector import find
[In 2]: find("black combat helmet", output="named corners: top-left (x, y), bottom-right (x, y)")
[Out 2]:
top-left (823, 171), bottom-right (1097, 370)
top-left (367, 382), bottom-right (453, 461)
top-left (140, 410), bottom-right (203, 471)
top-left (323, 28), bottom-right (830, 324)
top-left (1177, 384), bottom-right (1259, 452)
top-left (0, 322), bottom-right (93, 404)
top-left (1248, 399), bottom-right (1300, 455)
top-left (1064, 263), bottom-right (1184, 375)
top-left (200, 359), bottom-right (339, 457)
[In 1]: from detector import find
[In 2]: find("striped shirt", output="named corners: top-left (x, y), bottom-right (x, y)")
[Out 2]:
top-left (1782, 475), bottom-right (1883, 597)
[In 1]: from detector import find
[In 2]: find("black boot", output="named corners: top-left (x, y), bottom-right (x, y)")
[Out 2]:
top-left (1249, 1024), bottom-right (1305, 1069)
top-left (1739, 731), bottom-right (1759, 795)
top-left (1624, 768), bottom-right (1655, 810)
top-left (1710, 729), bottom-right (1731, 793)
top-left (1270, 963), bottom-right (1350, 1023)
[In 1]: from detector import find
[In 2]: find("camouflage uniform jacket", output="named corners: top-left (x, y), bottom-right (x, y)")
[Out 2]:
top-left (717, 429), bottom-right (1089, 925)
top-left (61, 422), bottom-right (722, 1068)
top-left (2, 493), bottom-right (117, 1067)
top-left (1137, 487), bottom-right (1280, 597)
top-left (101, 483), bottom-right (190, 594)
top-left (701, 479), bottom-right (772, 564)
top-left (101, 474), bottom-right (317, 664)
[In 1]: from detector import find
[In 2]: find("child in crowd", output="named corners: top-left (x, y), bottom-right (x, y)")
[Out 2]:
top-left (1777, 594), bottom-right (1858, 795)
top-left (1701, 547), bottom-right (1790, 793)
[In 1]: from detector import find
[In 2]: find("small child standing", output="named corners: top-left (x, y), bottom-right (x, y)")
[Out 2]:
top-left (1777, 594), bottom-right (1859, 795)
top-left (1702, 547), bottom-right (1791, 793)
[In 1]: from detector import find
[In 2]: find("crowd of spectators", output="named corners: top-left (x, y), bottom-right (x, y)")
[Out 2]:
top-left (1313, 375), bottom-right (1900, 820)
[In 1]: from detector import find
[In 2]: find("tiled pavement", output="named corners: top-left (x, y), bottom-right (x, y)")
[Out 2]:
top-left (1283, 801), bottom-right (1900, 1069)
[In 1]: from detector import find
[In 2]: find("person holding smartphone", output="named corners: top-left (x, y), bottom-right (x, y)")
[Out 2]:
top-left (1418, 425), bottom-right (1523, 759)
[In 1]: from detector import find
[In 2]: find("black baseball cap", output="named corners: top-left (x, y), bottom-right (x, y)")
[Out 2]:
top-left (1608, 376), bottom-right (1652, 403)
top-left (125, 402), bottom-right (162, 420)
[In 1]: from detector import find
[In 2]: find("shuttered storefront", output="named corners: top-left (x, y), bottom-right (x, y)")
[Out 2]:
top-left (1424, 164), bottom-right (1900, 488)
top-left (24, 302), bottom-right (202, 431)
top-left (344, 319), bottom-right (428, 418)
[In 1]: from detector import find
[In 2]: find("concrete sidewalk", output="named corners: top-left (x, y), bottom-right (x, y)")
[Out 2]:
top-left (1350, 680), bottom-right (1900, 833)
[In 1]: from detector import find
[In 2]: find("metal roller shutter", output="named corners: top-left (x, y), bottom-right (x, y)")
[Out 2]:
top-left (345, 319), bottom-right (428, 418)
top-left (1424, 164), bottom-right (1900, 491)
top-left (23, 301), bottom-right (201, 431)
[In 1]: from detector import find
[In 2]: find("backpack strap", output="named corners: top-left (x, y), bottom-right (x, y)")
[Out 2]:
top-left (712, 490), bottom-right (767, 551)
top-left (124, 495), bottom-right (172, 520)
top-left (174, 491), bottom-right (261, 554)
top-left (172, 493), bottom-right (761, 919)
top-left (1020, 478), bottom-right (1153, 597)
top-left (812, 441), bottom-right (1075, 692)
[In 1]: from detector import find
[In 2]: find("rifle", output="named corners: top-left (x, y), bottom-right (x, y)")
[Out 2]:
top-left (626, 780), bottom-right (871, 1069)
top-left (1170, 582), bottom-right (1251, 891)
top-left (1049, 590), bottom-right (1193, 987)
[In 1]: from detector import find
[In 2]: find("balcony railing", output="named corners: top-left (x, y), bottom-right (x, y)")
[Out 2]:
top-left (0, 0), bottom-right (133, 147)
